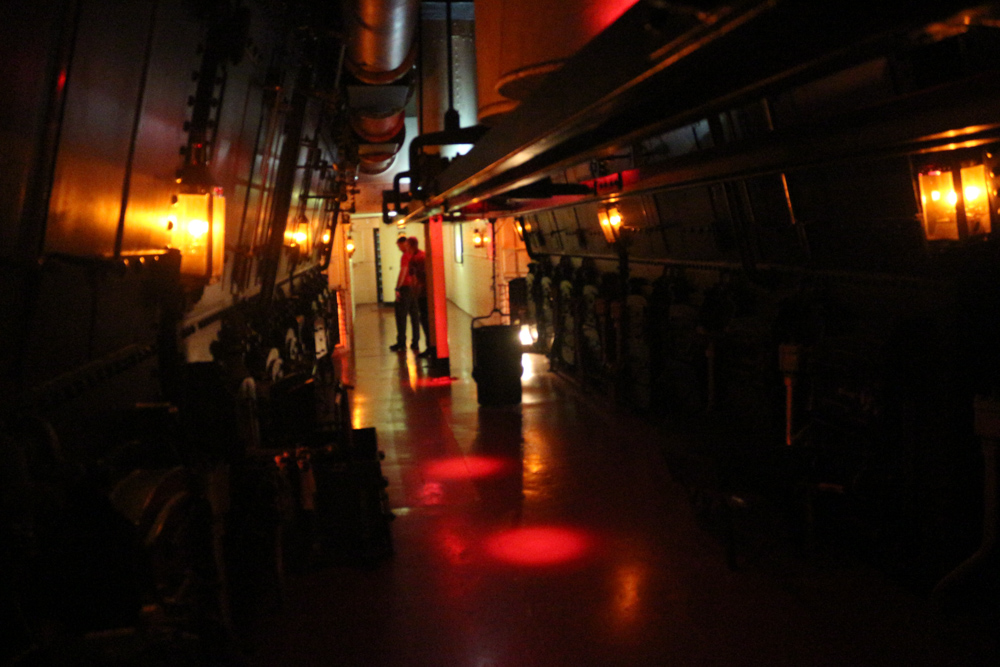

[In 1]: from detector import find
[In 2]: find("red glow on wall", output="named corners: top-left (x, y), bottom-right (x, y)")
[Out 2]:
top-left (57, 70), bottom-right (67, 92)
top-left (584, 0), bottom-right (638, 38)
top-left (485, 526), bottom-right (592, 566)
top-left (425, 456), bottom-right (513, 481)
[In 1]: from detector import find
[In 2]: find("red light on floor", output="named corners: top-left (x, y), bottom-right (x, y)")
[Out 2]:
top-left (425, 456), bottom-right (512, 481)
top-left (485, 526), bottom-right (592, 566)
top-left (415, 376), bottom-right (457, 388)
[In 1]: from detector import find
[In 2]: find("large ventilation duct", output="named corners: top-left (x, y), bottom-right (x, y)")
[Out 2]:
top-left (343, 0), bottom-right (419, 175)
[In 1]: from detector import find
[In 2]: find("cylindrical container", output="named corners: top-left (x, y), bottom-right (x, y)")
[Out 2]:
top-left (476, 0), bottom-right (636, 120)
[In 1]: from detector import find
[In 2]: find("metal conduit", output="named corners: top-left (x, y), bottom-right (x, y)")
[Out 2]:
top-left (344, 0), bottom-right (420, 85)
top-left (343, 0), bottom-right (419, 175)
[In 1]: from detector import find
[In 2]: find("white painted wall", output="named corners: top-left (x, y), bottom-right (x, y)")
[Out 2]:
top-left (445, 217), bottom-right (527, 319)
top-left (347, 217), bottom-right (380, 305)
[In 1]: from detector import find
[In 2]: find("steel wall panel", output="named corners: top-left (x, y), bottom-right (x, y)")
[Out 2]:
top-left (45, 0), bottom-right (157, 256)
top-left (0, 0), bottom-right (72, 259)
top-left (119, 0), bottom-right (203, 255)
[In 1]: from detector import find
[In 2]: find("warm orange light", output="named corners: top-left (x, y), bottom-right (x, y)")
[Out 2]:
top-left (918, 170), bottom-right (959, 241)
top-left (608, 207), bottom-right (622, 229)
top-left (473, 229), bottom-right (484, 247)
top-left (321, 229), bottom-right (331, 244)
top-left (170, 190), bottom-right (225, 282)
top-left (962, 163), bottom-right (991, 235)
top-left (188, 218), bottom-right (209, 238)
top-left (598, 205), bottom-right (623, 244)
top-left (598, 209), bottom-right (613, 243)
top-left (918, 163), bottom-right (992, 240)
top-left (345, 236), bottom-right (356, 257)
top-left (519, 324), bottom-right (534, 346)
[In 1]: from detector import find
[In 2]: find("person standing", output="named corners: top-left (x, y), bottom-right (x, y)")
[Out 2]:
top-left (390, 235), bottom-right (419, 352)
top-left (407, 236), bottom-right (430, 356)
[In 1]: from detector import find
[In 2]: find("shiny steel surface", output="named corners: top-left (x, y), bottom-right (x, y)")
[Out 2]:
top-left (343, 0), bottom-right (420, 84)
top-left (350, 109), bottom-right (406, 143)
top-left (246, 303), bottom-right (992, 666)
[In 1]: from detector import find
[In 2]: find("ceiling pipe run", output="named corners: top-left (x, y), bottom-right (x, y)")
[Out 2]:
top-left (343, 0), bottom-right (420, 85)
top-left (342, 0), bottom-right (419, 175)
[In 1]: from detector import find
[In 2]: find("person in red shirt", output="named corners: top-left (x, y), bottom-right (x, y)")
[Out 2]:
top-left (406, 236), bottom-right (430, 355)
top-left (389, 235), bottom-right (419, 352)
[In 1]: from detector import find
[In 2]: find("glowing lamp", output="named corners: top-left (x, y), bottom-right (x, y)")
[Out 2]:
top-left (283, 214), bottom-right (310, 254)
top-left (519, 323), bottom-right (537, 346)
top-left (598, 204), bottom-right (623, 244)
top-left (169, 186), bottom-right (225, 283)
top-left (321, 228), bottom-right (331, 245)
top-left (918, 162), bottom-right (992, 240)
top-left (345, 235), bottom-right (356, 258)
top-left (514, 218), bottom-right (525, 241)
top-left (472, 228), bottom-right (485, 248)
top-left (961, 163), bottom-right (991, 235)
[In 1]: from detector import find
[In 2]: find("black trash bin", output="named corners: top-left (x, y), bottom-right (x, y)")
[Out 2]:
top-left (471, 314), bottom-right (522, 406)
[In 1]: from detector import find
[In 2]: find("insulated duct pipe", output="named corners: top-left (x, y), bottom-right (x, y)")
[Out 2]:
top-left (342, 0), bottom-right (419, 175)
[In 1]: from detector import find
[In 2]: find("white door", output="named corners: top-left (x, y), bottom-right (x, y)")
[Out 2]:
top-left (350, 219), bottom-right (379, 304)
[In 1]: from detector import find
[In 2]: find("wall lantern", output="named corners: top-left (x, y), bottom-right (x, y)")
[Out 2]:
top-left (170, 162), bottom-right (225, 283)
top-left (321, 227), bottom-right (332, 245)
top-left (285, 214), bottom-right (310, 253)
top-left (597, 204), bottom-right (623, 244)
top-left (917, 158), bottom-right (993, 241)
top-left (345, 234), bottom-right (356, 258)
top-left (514, 218), bottom-right (525, 241)
top-left (472, 227), bottom-right (485, 248)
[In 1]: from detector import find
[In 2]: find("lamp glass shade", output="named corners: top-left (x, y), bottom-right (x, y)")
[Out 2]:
top-left (918, 170), bottom-right (959, 241)
top-left (173, 189), bottom-right (225, 282)
top-left (961, 164), bottom-right (991, 236)
top-left (597, 209), bottom-right (615, 244)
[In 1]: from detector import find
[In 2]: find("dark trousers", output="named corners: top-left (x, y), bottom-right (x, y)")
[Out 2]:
top-left (395, 286), bottom-right (420, 345)
top-left (417, 295), bottom-right (429, 344)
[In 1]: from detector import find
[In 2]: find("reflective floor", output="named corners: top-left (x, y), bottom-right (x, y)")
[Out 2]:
top-left (248, 303), bottom-right (995, 667)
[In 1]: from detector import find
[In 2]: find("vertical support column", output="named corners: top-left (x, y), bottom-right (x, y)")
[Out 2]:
top-left (425, 214), bottom-right (450, 375)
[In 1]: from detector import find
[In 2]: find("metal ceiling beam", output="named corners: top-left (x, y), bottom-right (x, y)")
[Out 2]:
top-left (399, 0), bottom-right (974, 224)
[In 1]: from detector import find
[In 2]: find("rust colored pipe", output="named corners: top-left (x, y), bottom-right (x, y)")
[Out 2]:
top-left (350, 108), bottom-right (406, 143)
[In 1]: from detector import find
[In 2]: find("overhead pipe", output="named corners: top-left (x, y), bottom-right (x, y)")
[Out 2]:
top-left (342, 0), bottom-right (419, 175)
top-left (343, 0), bottom-right (420, 85)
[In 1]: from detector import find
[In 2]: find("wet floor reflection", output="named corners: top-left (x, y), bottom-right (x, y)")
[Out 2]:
top-left (247, 303), bottom-right (982, 667)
